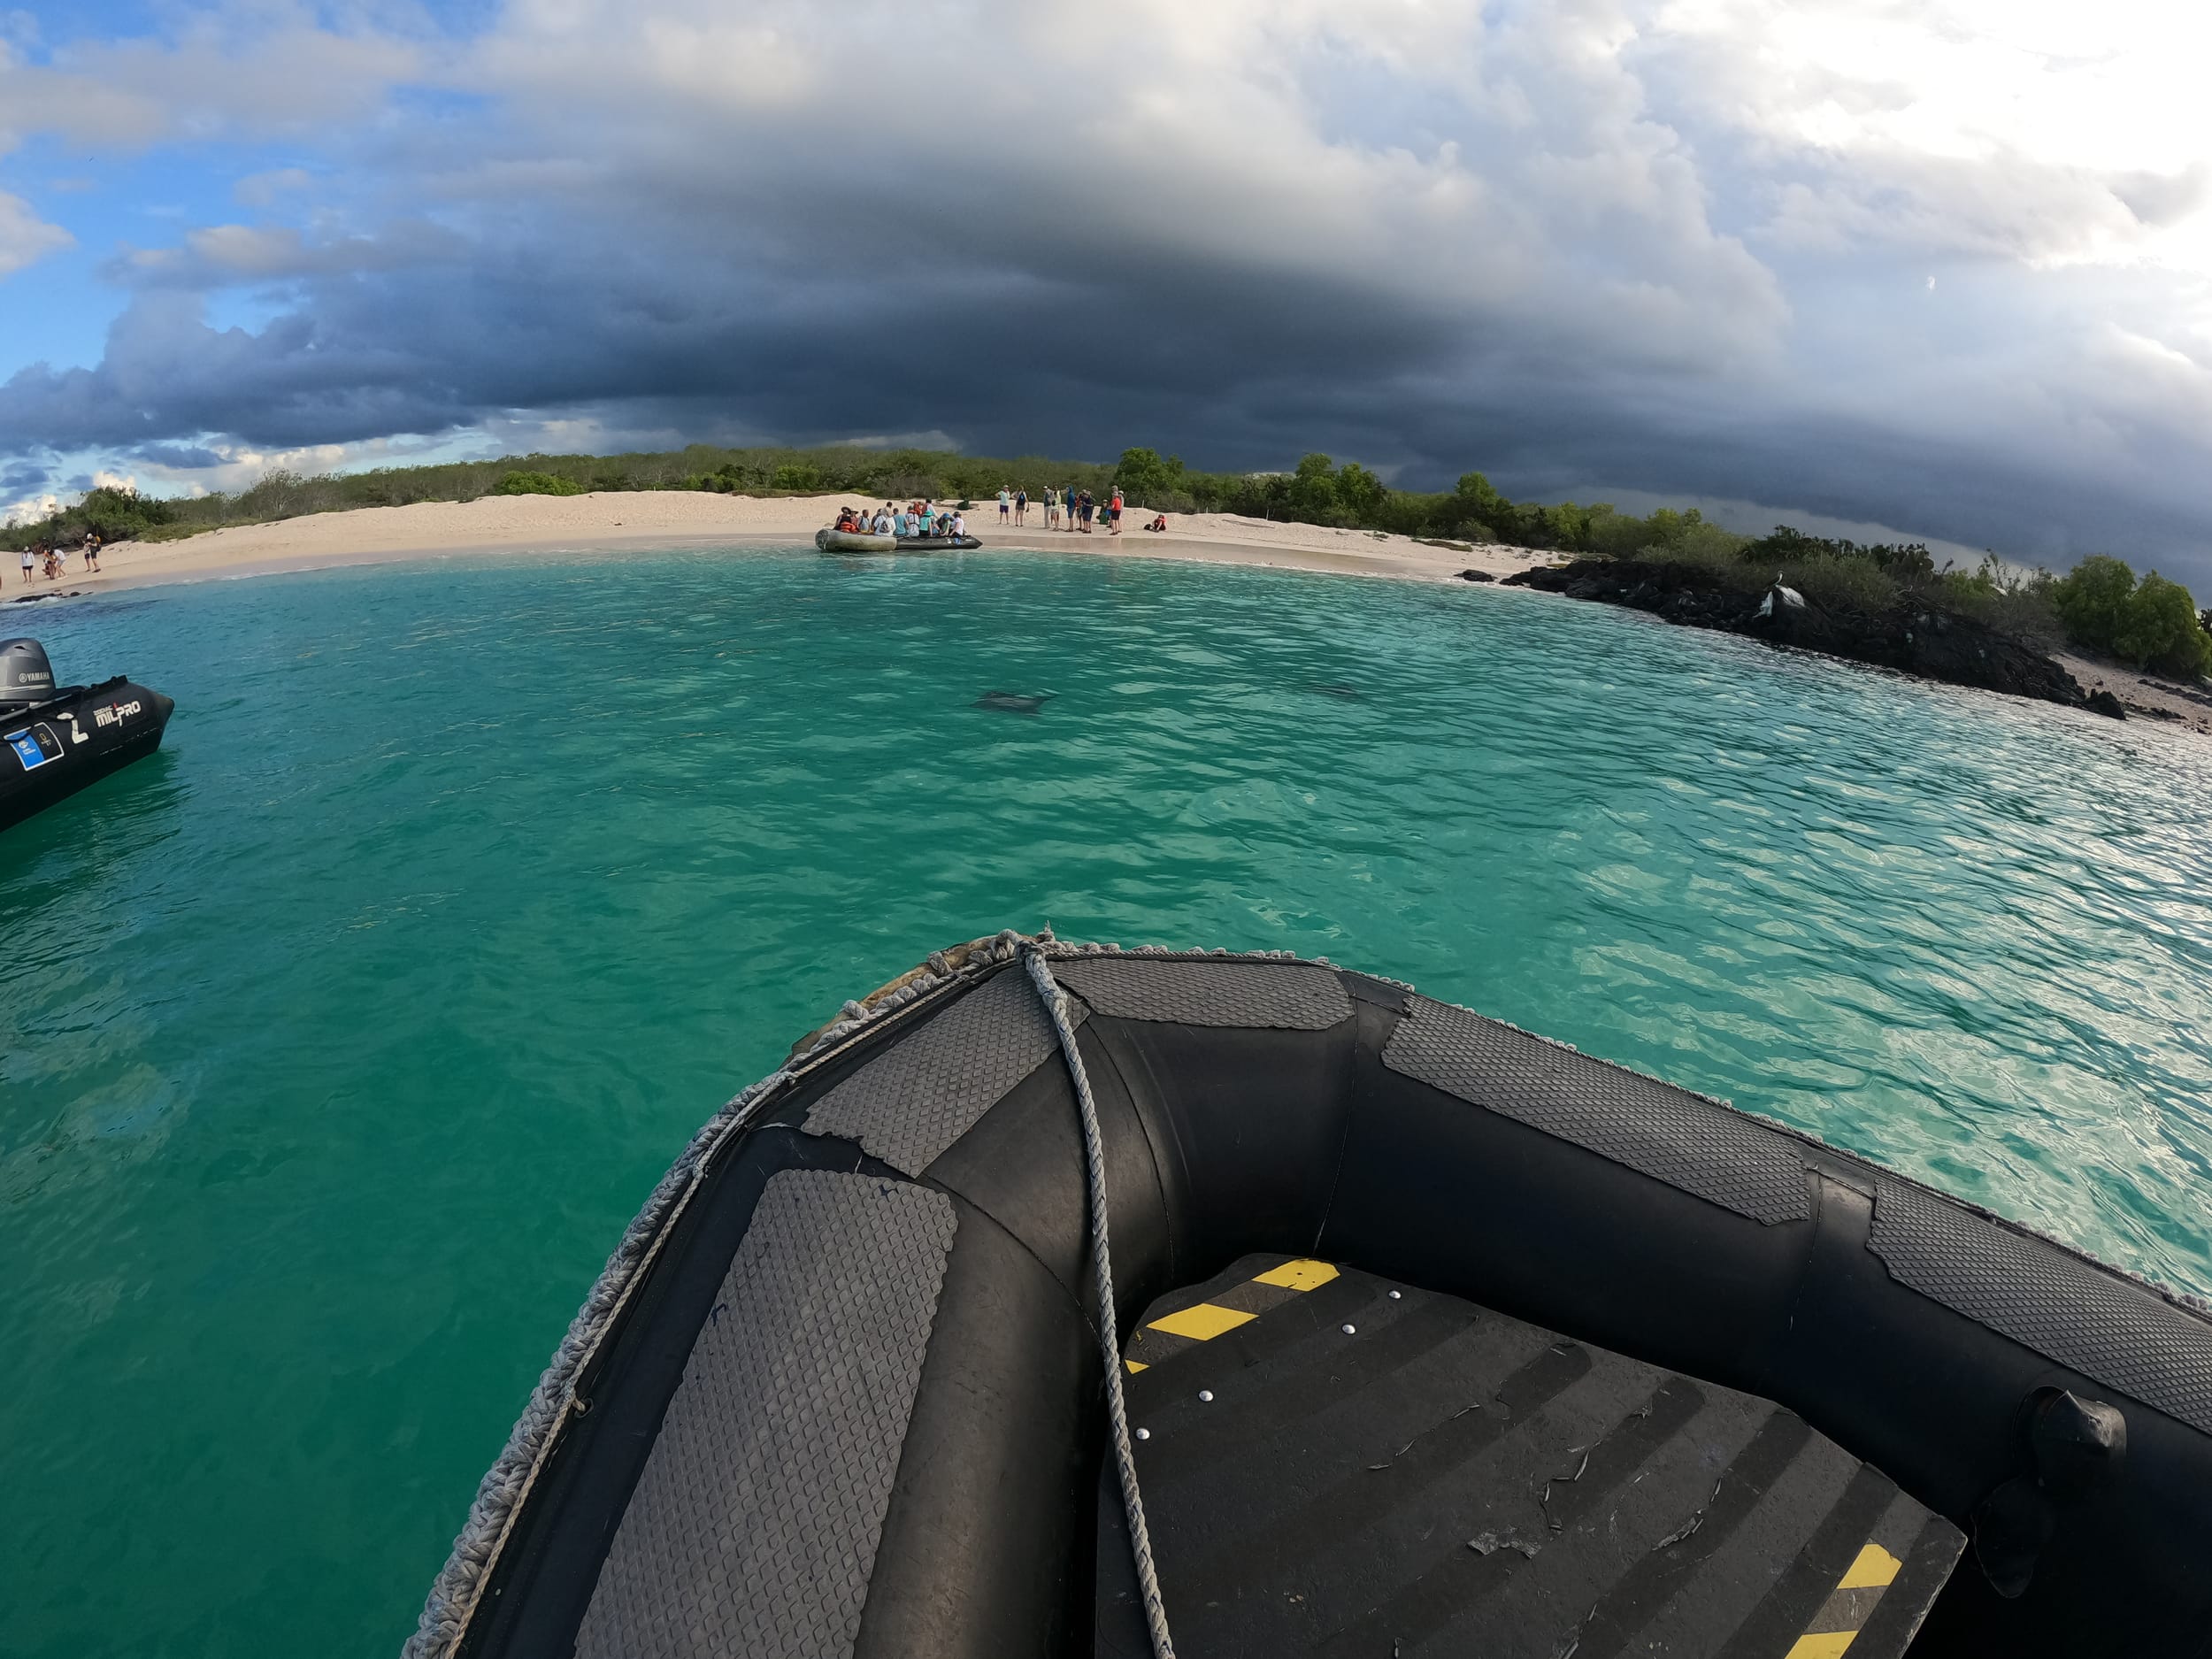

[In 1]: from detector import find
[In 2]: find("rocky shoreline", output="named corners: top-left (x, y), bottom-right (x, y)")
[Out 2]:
top-left (1502, 558), bottom-right (2127, 719)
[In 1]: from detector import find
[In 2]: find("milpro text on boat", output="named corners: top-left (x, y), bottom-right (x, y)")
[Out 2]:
top-left (1, 637), bottom-right (174, 832)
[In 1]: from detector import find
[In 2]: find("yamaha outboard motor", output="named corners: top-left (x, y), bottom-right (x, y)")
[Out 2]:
top-left (2, 636), bottom-right (173, 831)
top-left (0, 638), bottom-right (58, 712)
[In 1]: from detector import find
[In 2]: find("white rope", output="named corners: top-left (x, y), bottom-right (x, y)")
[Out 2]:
top-left (1022, 945), bottom-right (1176, 1659)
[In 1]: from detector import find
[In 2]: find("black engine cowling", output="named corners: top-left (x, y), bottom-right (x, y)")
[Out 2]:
top-left (0, 637), bottom-right (58, 711)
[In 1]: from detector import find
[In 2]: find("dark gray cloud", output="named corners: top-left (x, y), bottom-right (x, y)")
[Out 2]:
top-left (132, 442), bottom-right (227, 468)
top-left (2, 0), bottom-right (2208, 579)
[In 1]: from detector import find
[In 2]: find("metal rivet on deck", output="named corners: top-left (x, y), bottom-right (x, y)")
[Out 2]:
top-left (1388, 1290), bottom-right (1402, 1300)
top-left (1198, 1390), bottom-right (1214, 1402)
top-left (1341, 1324), bottom-right (1357, 1335)
top-left (1135, 1427), bottom-right (1150, 1440)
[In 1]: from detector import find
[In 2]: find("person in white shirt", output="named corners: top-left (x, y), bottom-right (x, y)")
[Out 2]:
top-left (952, 511), bottom-right (966, 537)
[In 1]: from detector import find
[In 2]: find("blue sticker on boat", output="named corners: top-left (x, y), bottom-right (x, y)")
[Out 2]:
top-left (7, 728), bottom-right (53, 771)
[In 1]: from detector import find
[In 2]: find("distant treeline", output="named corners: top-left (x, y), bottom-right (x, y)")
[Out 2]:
top-left (7, 441), bottom-right (2208, 677)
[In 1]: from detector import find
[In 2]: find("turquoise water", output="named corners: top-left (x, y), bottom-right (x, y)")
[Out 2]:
top-left (5, 548), bottom-right (2211, 1655)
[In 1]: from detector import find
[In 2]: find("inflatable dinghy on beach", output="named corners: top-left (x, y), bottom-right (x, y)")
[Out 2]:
top-left (815, 527), bottom-right (899, 553)
top-left (1, 637), bottom-right (173, 832)
top-left (406, 934), bottom-right (2212, 1659)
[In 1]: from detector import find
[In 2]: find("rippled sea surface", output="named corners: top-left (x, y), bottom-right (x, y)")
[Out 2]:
top-left (5, 548), bottom-right (2211, 1655)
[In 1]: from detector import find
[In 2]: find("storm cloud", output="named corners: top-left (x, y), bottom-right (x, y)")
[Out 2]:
top-left (1, 0), bottom-right (2208, 572)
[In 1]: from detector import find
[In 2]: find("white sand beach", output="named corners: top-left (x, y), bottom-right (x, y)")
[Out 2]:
top-left (21, 494), bottom-right (2203, 733)
top-left (10, 492), bottom-right (1551, 597)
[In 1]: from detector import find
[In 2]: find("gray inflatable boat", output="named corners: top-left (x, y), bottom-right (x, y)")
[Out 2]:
top-left (405, 933), bottom-right (2212, 1658)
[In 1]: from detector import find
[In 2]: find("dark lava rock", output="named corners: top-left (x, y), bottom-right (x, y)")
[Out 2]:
top-left (2085, 689), bottom-right (2128, 720)
top-left (1458, 569), bottom-right (1496, 583)
top-left (1505, 558), bottom-right (2105, 717)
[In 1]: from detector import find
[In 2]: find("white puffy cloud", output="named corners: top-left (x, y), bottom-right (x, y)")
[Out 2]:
top-left (0, 188), bottom-right (70, 273)
top-left (0, 13), bottom-right (423, 154)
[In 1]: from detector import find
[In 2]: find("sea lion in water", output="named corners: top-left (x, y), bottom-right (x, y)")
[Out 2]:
top-left (973, 689), bottom-right (1053, 714)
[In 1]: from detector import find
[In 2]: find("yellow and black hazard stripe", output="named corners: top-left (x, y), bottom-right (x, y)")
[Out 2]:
top-left (1121, 1257), bottom-right (1340, 1372)
top-left (1779, 1539), bottom-right (1906, 1657)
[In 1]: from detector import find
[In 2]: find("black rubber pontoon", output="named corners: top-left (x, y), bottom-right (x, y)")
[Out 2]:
top-left (1, 638), bottom-right (173, 832)
top-left (406, 938), bottom-right (2212, 1658)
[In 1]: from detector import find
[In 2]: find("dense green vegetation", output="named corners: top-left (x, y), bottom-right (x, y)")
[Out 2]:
top-left (490, 471), bottom-right (586, 496)
top-left (2050, 556), bottom-right (2212, 679)
top-left (5, 440), bottom-right (2206, 678)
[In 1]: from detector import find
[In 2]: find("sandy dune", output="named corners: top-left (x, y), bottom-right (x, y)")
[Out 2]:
top-left (9, 491), bottom-right (1553, 597)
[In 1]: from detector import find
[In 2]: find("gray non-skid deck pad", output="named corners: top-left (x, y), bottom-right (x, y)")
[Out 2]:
top-left (574, 1171), bottom-right (956, 1659)
top-left (803, 967), bottom-right (1084, 1175)
top-left (1054, 956), bottom-right (1353, 1030)
top-left (1382, 995), bottom-right (1810, 1225)
top-left (1870, 1179), bottom-right (2212, 1435)
top-left (1098, 1256), bottom-right (1961, 1658)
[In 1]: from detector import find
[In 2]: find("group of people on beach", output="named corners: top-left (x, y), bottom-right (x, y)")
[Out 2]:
top-left (832, 486), bottom-right (1171, 542)
top-left (998, 485), bottom-right (1143, 535)
top-left (15, 533), bottom-right (101, 584)
top-left (833, 501), bottom-right (967, 538)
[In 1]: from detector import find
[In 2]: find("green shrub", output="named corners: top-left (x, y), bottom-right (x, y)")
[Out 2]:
top-left (492, 471), bottom-right (586, 496)
top-left (2116, 572), bottom-right (2212, 679)
top-left (232, 468), bottom-right (311, 520)
top-left (1633, 534), bottom-right (1764, 594)
top-left (1114, 447), bottom-right (1186, 503)
top-left (1584, 507), bottom-right (1651, 559)
top-left (1628, 510), bottom-right (1756, 584)
top-left (1778, 555), bottom-right (1901, 615)
top-left (1288, 453), bottom-right (1342, 523)
top-left (1744, 526), bottom-right (1935, 580)
top-left (2053, 554), bottom-right (2211, 676)
top-left (1939, 558), bottom-right (2062, 648)
top-left (2052, 555), bottom-right (2137, 654)
top-left (769, 462), bottom-right (822, 491)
